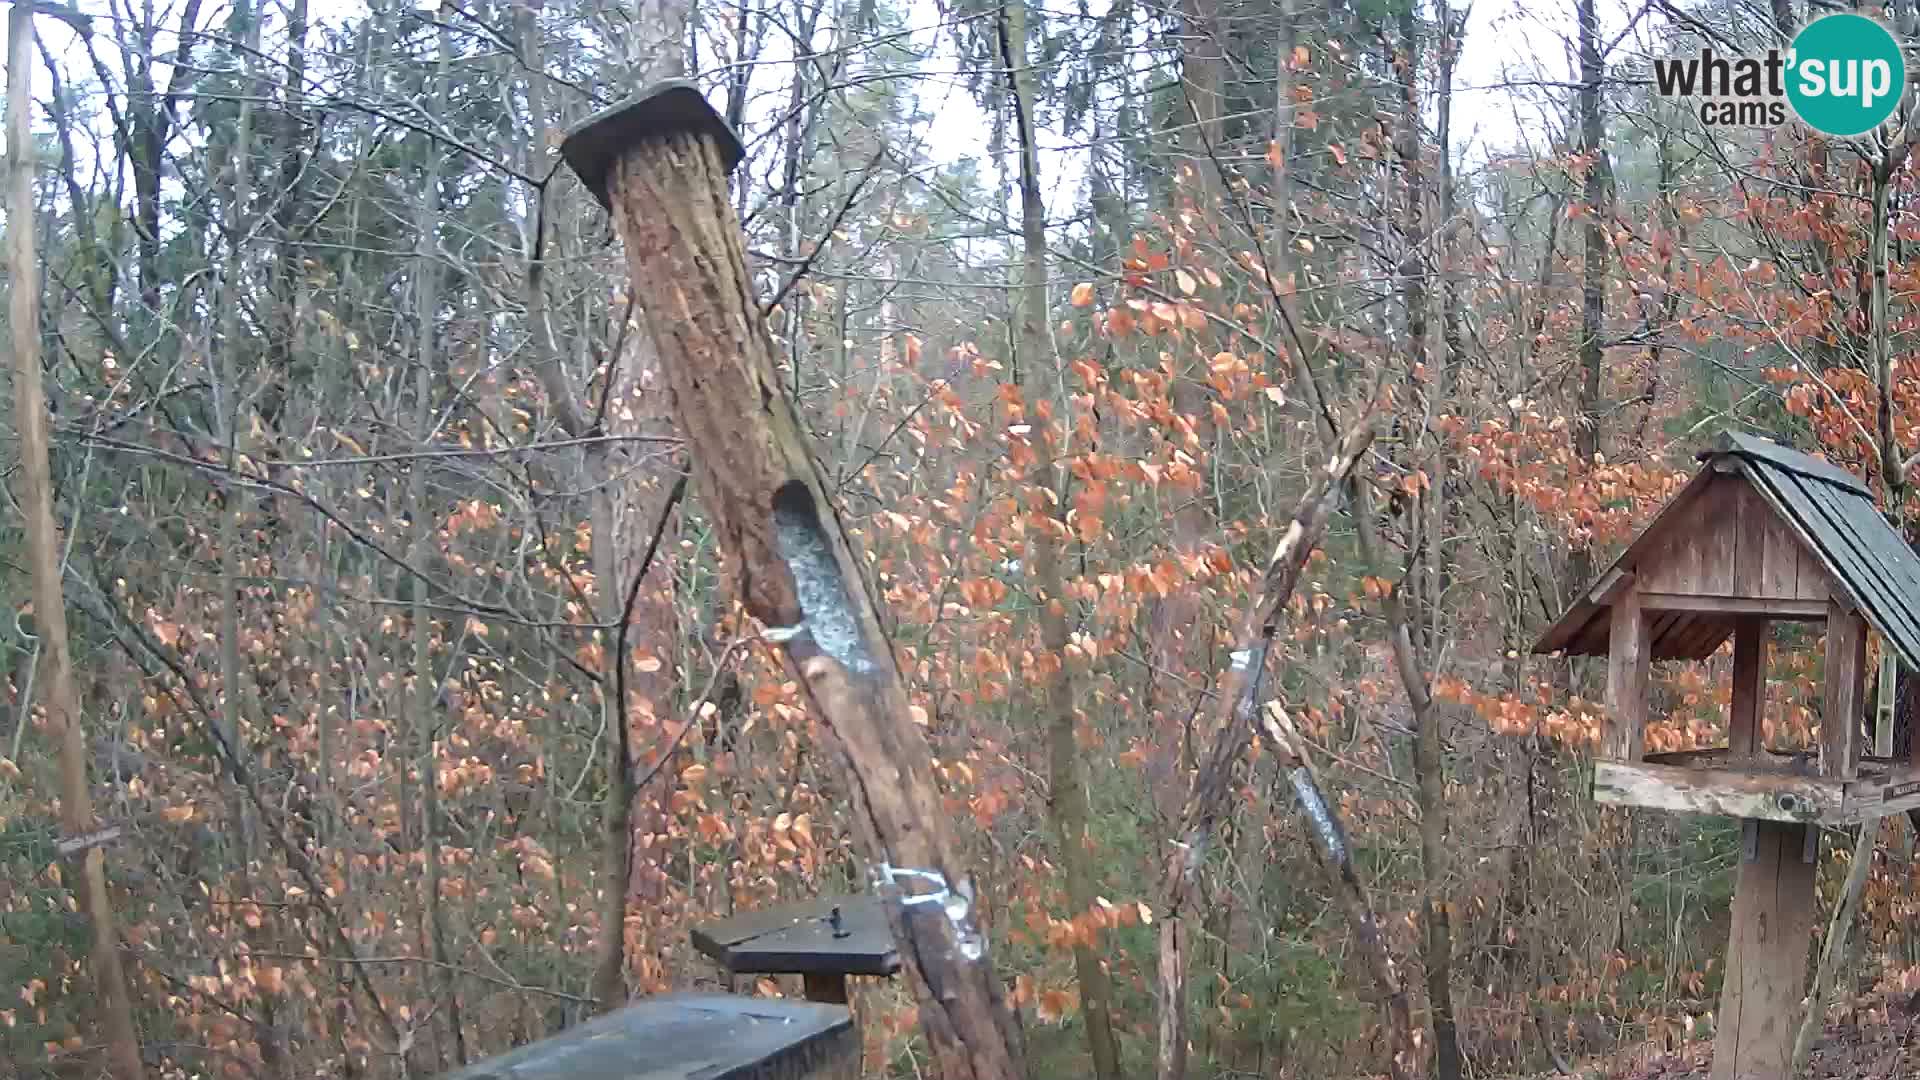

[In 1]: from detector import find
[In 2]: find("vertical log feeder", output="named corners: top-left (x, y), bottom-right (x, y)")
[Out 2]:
top-left (560, 82), bottom-right (1026, 1080)
top-left (1530, 433), bottom-right (1920, 1080)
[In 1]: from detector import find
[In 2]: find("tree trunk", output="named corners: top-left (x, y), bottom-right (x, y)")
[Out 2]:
top-left (1571, 0), bottom-right (1610, 593)
top-left (7, 10), bottom-right (146, 1077)
top-left (1794, 821), bottom-right (1877, 1072)
top-left (1872, 166), bottom-right (1902, 509)
top-left (1389, 9), bottom-right (1464, 1078)
top-left (575, 102), bottom-right (1028, 1077)
top-left (1153, 420), bottom-right (1378, 1080)
top-left (1259, 702), bottom-right (1421, 1080)
top-left (1000, 4), bottom-right (1120, 1076)
top-left (409, 12), bottom-right (464, 1064)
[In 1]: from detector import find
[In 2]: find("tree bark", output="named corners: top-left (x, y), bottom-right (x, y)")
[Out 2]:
top-left (408, 12), bottom-right (464, 1065)
top-left (7, 9), bottom-right (146, 1077)
top-left (1000, 4), bottom-right (1120, 1076)
top-left (1794, 821), bottom-right (1877, 1072)
top-left (586, 119), bottom-right (1028, 1078)
top-left (1154, 420), bottom-right (1377, 1080)
top-left (1388, 11), bottom-right (1464, 1078)
top-left (1572, 0), bottom-right (1611, 593)
top-left (1259, 702), bottom-right (1420, 1080)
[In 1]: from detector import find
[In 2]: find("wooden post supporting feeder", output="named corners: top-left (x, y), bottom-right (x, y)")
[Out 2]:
top-left (561, 82), bottom-right (1026, 1080)
top-left (1535, 430), bottom-right (1920, 1080)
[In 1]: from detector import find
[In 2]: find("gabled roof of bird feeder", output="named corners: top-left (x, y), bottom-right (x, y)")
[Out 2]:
top-left (1533, 430), bottom-right (1920, 670)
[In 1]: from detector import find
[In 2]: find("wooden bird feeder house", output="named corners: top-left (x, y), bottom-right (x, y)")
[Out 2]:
top-left (1534, 430), bottom-right (1920, 1080)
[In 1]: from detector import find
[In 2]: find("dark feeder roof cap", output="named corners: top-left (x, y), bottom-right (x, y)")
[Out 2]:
top-left (560, 79), bottom-right (746, 210)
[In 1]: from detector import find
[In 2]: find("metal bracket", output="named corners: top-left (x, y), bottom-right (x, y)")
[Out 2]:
top-left (1804, 824), bottom-right (1821, 864)
top-left (868, 862), bottom-right (985, 961)
top-left (1742, 819), bottom-right (1760, 863)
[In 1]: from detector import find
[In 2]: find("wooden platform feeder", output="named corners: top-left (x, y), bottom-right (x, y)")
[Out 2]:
top-left (1534, 430), bottom-right (1920, 1080)
top-left (436, 993), bottom-right (857, 1080)
top-left (691, 894), bottom-right (901, 1004)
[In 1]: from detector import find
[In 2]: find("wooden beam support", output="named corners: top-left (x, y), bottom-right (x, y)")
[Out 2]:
top-left (1711, 821), bottom-right (1817, 1080)
top-left (1593, 761), bottom-right (1843, 823)
top-left (1841, 764), bottom-right (1920, 820)
top-left (803, 974), bottom-right (851, 1005)
top-left (1637, 594), bottom-right (1827, 619)
top-left (1824, 600), bottom-right (1867, 780)
top-left (1605, 588), bottom-right (1650, 762)
top-left (1730, 616), bottom-right (1766, 759)
top-left (1875, 650), bottom-right (1896, 759)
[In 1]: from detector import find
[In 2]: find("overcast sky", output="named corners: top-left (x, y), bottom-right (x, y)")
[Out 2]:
top-left (3, 0), bottom-right (1647, 235)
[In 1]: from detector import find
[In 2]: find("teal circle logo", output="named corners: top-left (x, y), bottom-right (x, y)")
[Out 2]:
top-left (1786, 13), bottom-right (1905, 137)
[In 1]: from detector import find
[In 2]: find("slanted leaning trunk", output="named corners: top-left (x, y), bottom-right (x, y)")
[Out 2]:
top-left (1794, 820), bottom-right (1878, 1071)
top-left (1155, 419), bottom-right (1377, 1080)
top-left (561, 86), bottom-right (1026, 1080)
top-left (1260, 701), bottom-right (1419, 1080)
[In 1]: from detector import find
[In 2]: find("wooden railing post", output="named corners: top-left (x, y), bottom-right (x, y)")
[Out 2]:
top-left (560, 82), bottom-right (1026, 1080)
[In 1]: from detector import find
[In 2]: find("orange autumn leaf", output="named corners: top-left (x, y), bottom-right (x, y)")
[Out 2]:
top-left (1070, 282), bottom-right (1095, 307)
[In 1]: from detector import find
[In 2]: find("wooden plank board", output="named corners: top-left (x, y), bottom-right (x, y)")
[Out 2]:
top-left (435, 994), bottom-right (860, 1080)
top-left (1644, 747), bottom-right (1818, 772)
top-left (1842, 763), bottom-right (1920, 819)
top-left (1788, 518), bottom-right (1833, 603)
top-left (1741, 469), bottom-right (1877, 636)
top-left (1823, 602), bottom-right (1866, 780)
top-left (1759, 496), bottom-right (1805, 600)
top-left (1533, 470), bottom-right (1716, 655)
top-left (1732, 480), bottom-right (1768, 597)
top-left (1605, 590), bottom-right (1650, 762)
top-left (1711, 820), bottom-right (1819, 1080)
top-left (1592, 761), bottom-right (1844, 822)
top-left (1636, 594), bottom-right (1826, 618)
top-left (1730, 617), bottom-right (1765, 759)
top-left (1639, 476), bottom-right (1729, 596)
top-left (1696, 478), bottom-right (1738, 596)
top-left (1730, 464), bottom-right (1833, 603)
